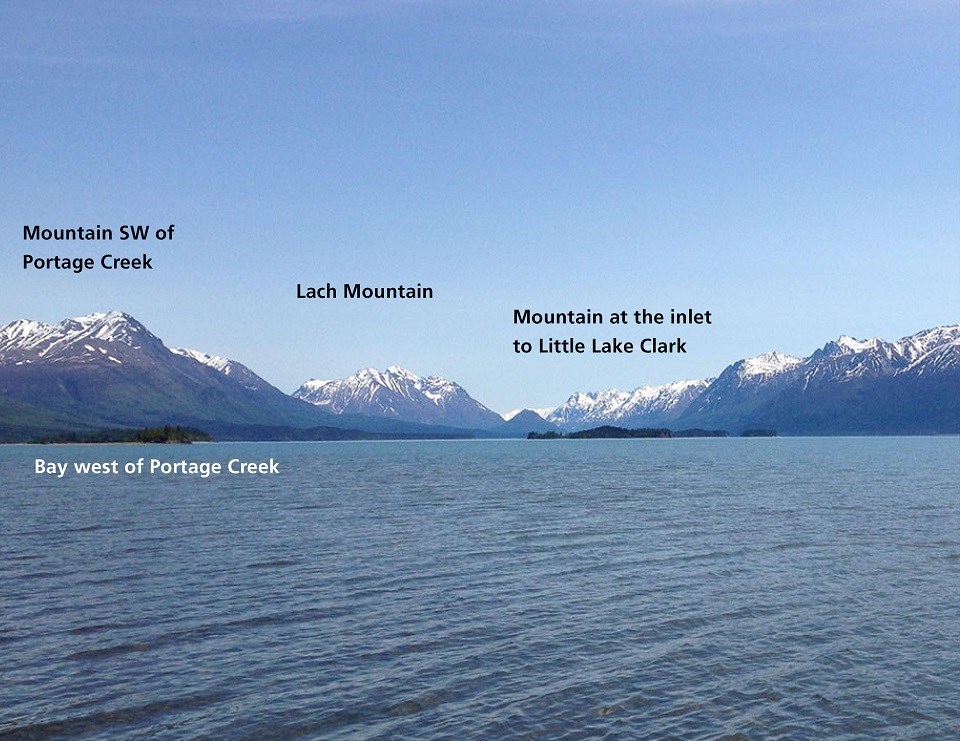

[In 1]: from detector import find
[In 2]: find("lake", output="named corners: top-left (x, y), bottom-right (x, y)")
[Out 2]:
top-left (2, 437), bottom-right (958, 738)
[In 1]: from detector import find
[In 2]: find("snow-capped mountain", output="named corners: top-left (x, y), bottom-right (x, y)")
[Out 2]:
top-left (503, 407), bottom-right (556, 422)
top-left (499, 409), bottom-right (560, 435)
top-left (0, 311), bottom-right (169, 366)
top-left (546, 379), bottom-right (712, 431)
top-left (792, 326), bottom-right (956, 387)
top-left (903, 326), bottom-right (960, 376)
top-left (677, 325), bottom-right (960, 433)
top-left (0, 312), bottom-right (272, 392)
top-left (293, 366), bottom-right (505, 430)
top-left (803, 326), bottom-right (960, 384)
top-left (678, 350), bottom-right (805, 424)
top-left (0, 310), bottom-right (346, 439)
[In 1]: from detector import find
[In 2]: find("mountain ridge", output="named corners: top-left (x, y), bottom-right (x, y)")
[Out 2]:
top-left (0, 311), bottom-right (956, 439)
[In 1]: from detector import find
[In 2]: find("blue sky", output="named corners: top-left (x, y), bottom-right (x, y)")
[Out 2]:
top-left (2, 1), bottom-right (958, 412)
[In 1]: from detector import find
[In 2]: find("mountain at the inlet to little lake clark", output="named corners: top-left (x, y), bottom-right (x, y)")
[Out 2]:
top-left (540, 327), bottom-right (959, 434)
top-left (0, 311), bottom-right (956, 440)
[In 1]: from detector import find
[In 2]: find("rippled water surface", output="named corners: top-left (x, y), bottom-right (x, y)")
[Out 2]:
top-left (2, 437), bottom-right (959, 739)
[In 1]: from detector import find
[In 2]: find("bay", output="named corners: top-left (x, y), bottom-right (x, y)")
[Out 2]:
top-left (2, 437), bottom-right (958, 738)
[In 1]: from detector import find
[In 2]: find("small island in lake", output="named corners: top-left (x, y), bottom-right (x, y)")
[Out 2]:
top-left (33, 425), bottom-right (213, 444)
top-left (528, 426), bottom-right (731, 440)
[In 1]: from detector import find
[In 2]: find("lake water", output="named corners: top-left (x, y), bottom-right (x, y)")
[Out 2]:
top-left (2, 437), bottom-right (958, 739)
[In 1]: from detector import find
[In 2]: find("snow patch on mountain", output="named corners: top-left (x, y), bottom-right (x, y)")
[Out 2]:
top-left (170, 348), bottom-right (271, 392)
top-left (835, 335), bottom-right (883, 354)
top-left (172, 347), bottom-right (232, 373)
top-left (739, 351), bottom-right (803, 378)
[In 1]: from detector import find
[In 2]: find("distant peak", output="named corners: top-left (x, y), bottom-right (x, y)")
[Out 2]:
top-left (508, 408), bottom-right (546, 420)
top-left (503, 406), bottom-right (556, 421)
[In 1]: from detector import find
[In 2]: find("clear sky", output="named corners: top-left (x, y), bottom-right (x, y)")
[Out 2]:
top-left (2, 1), bottom-right (958, 413)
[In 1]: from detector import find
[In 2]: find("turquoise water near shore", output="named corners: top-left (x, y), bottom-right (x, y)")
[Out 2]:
top-left (2, 437), bottom-right (959, 738)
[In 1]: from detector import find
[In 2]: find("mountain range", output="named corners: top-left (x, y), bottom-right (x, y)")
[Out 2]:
top-left (0, 311), bottom-right (956, 441)
top-left (540, 326), bottom-right (959, 434)
top-left (0, 312), bottom-right (486, 441)
top-left (544, 379), bottom-right (712, 431)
